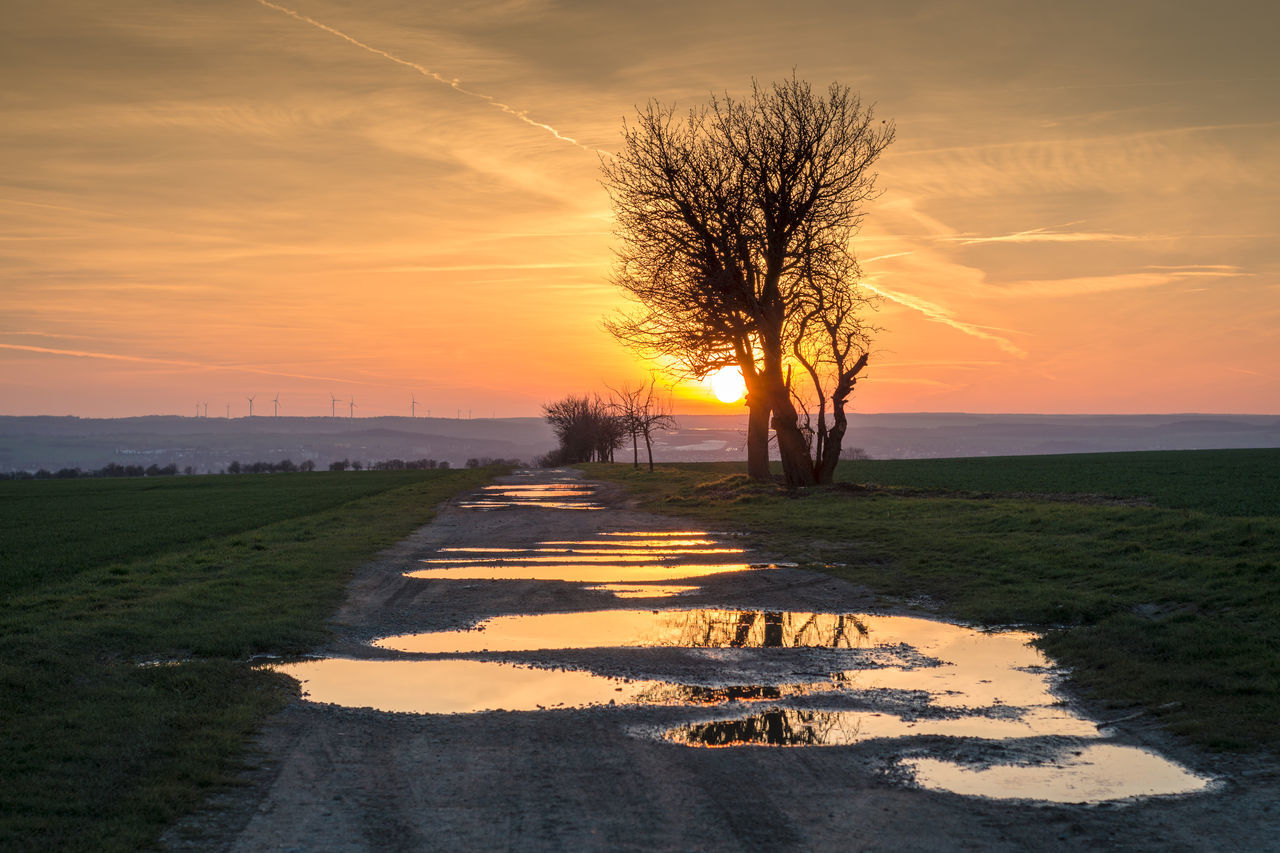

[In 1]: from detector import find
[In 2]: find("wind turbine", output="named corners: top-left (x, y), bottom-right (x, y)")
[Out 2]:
top-left (203, 402), bottom-right (208, 418)
top-left (247, 394), bottom-right (256, 418)
top-left (349, 398), bottom-right (356, 419)
top-left (410, 394), bottom-right (417, 418)
top-left (273, 393), bottom-right (280, 418)
top-left (330, 393), bottom-right (338, 418)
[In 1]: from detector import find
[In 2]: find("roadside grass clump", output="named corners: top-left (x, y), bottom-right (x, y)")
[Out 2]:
top-left (586, 449), bottom-right (1280, 753)
top-left (0, 468), bottom-right (499, 852)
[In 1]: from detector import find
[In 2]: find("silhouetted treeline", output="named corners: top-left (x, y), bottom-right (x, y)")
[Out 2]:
top-left (465, 457), bottom-right (521, 468)
top-left (0, 456), bottom-right (526, 479)
top-left (1, 462), bottom-right (185, 480)
top-left (329, 458), bottom-right (453, 471)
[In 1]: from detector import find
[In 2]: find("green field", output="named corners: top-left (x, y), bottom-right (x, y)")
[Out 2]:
top-left (0, 469), bottom-right (497, 852)
top-left (588, 449), bottom-right (1280, 753)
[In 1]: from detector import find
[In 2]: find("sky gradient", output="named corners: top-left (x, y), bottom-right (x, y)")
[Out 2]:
top-left (3, 0), bottom-right (1277, 417)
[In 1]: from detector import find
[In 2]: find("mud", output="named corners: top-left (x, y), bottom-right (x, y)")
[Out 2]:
top-left (163, 468), bottom-right (1280, 852)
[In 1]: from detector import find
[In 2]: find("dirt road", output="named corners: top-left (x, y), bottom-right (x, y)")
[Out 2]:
top-left (165, 469), bottom-right (1278, 852)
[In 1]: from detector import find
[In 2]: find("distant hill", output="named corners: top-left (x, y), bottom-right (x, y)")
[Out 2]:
top-left (1, 412), bottom-right (1276, 473)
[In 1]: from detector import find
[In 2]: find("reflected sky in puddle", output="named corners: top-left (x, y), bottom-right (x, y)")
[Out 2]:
top-left (585, 584), bottom-right (702, 598)
top-left (421, 554), bottom-right (738, 563)
top-left (272, 658), bottom-right (669, 713)
top-left (374, 609), bottom-right (875, 654)
top-left (407, 563), bottom-right (766, 583)
top-left (458, 481), bottom-right (603, 511)
top-left (268, 658), bottom-right (841, 714)
top-left (458, 500), bottom-right (603, 510)
top-left (437, 547), bottom-right (744, 556)
top-left (906, 744), bottom-right (1212, 803)
top-left (542, 539), bottom-right (719, 547)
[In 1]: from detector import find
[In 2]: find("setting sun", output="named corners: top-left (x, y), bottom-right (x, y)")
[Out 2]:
top-left (708, 366), bottom-right (747, 404)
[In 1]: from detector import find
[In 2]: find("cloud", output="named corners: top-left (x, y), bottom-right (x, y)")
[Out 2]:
top-left (0, 342), bottom-right (369, 386)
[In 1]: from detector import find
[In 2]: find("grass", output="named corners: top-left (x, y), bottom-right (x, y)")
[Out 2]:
top-left (588, 449), bottom-right (1280, 753)
top-left (0, 468), bottom-right (498, 852)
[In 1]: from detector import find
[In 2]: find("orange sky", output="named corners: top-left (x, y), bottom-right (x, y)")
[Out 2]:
top-left (2, 1), bottom-right (1277, 418)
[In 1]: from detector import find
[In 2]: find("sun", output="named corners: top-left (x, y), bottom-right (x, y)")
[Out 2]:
top-left (708, 366), bottom-right (747, 404)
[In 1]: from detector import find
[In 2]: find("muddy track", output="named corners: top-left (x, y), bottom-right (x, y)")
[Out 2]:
top-left (164, 469), bottom-right (1279, 852)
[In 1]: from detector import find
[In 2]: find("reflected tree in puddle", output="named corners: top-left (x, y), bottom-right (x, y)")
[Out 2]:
top-left (374, 609), bottom-right (876, 653)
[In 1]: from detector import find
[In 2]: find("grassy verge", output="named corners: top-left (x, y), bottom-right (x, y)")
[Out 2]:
top-left (0, 468), bottom-right (497, 851)
top-left (587, 450), bottom-right (1280, 753)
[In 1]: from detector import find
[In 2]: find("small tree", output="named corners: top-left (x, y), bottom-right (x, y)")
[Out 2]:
top-left (542, 394), bottom-right (626, 463)
top-left (609, 377), bottom-right (677, 472)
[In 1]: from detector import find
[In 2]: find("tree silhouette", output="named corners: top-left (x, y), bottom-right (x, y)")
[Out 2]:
top-left (608, 376), bottom-right (677, 471)
top-left (602, 77), bottom-right (892, 486)
top-left (542, 394), bottom-right (626, 464)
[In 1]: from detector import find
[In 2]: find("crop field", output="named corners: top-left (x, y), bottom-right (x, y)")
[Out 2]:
top-left (589, 448), bottom-right (1280, 754)
top-left (0, 468), bottom-right (498, 852)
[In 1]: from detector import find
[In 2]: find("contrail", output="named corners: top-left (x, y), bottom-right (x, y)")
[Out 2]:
top-left (860, 284), bottom-right (1027, 358)
top-left (255, 0), bottom-right (592, 151)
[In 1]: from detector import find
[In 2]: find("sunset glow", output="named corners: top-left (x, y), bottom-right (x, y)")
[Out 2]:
top-left (1, 2), bottom-right (1276, 417)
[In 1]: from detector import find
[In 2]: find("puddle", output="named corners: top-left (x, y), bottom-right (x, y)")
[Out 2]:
top-left (407, 563), bottom-right (768, 583)
top-left (905, 744), bottom-right (1213, 803)
top-left (585, 584), bottom-right (702, 598)
top-left (267, 658), bottom-right (842, 714)
top-left (601, 531), bottom-right (722, 537)
top-left (542, 539), bottom-right (720, 547)
top-left (457, 481), bottom-right (603, 510)
top-left (663, 706), bottom-right (1099, 747)
top-left (373, 609), bottom-right (876, 654)
top-left (458, 499), bottom-right (603, 510)
top-left (271, 658), bottom-right (672, 713)
top-left (437, 547), bottom-right (744, 556)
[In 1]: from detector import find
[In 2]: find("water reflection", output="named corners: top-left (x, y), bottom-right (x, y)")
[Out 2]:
top-left (272, 658), bottom-right (670, 713)
top-left (406, 563), bottom-right (767, 583)
top-left (374, 609), bottom-right (872, 654)
top-left (542, 539), bottom-right (719, 547)
top-left (905, 744), bottom-right (1212, 803)
top-left (585, 584), bottom-right (701, 598)
top-left (268, 658), bottom-right (840, 714)
top-left (665, 705), bottom-right (1098, 747)
top-left (457, 481), bottom-right (603, 511)
top-left (458, 499), bottom-right (603, 511)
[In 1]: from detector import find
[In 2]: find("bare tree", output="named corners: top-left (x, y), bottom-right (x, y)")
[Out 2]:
top-left (609, 376), bottom-right (678, 471)
top-left (789, 249), bottom-right (876, 483)
top-left (602, 77), bottom-right (893, 487)
top-left (542, 394), bottom-right (626, 464)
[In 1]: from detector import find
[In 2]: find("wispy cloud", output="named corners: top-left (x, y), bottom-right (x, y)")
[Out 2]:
top-left (0, 342), bottom-right (365, 385)
top-left (255, 0), bottom-right (594, 151)
top-left (861, 283), bottom-right (1026, 357)
top-left (376, 262), bottom-right (602, 273)
top-left (946, 225), bottom-right (1157, 245)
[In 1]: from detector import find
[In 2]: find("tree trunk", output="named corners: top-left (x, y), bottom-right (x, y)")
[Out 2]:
top-left (761, 356), bottom-right (817, 488)
top-left (643, 430), bottom-right (655, 472)
top-left (745, 395), bottom-right (771, 480)
top-left (815, 404), bottom-right (847, 484)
